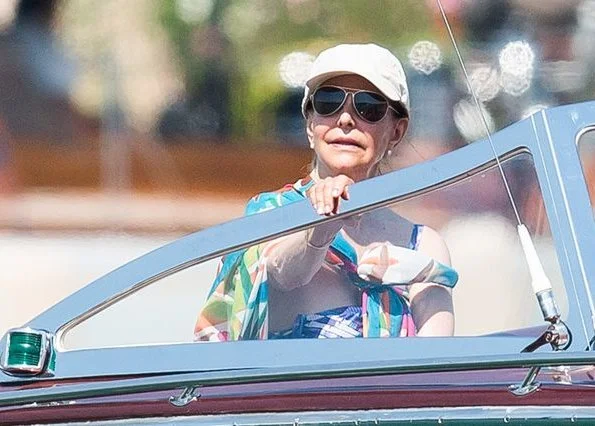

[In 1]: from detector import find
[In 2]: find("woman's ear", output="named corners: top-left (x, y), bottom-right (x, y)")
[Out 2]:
top-left (306, 117), bottom-right (315, 149)
top-left (391, 118), bottom-right (409, 149)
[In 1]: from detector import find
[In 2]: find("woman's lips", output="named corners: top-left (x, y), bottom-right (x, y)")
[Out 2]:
top-left (328, 138), bottom-right (364, 149)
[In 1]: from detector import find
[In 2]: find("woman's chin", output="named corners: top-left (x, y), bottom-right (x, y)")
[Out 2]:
top-left (327, 161), bottom-right (369, 179)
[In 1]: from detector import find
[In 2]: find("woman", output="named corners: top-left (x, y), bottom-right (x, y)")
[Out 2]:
top-left (195, 43), bottom-right (458, 341)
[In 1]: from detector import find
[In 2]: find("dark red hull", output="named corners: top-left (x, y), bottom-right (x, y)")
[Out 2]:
top-left (2, 368), bottom-right (594, 424)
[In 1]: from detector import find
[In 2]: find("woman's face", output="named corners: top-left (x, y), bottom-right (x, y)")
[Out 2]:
top-left (307, 74), bottom-right (408, 182)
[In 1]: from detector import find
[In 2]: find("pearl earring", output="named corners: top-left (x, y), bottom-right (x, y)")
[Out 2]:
top-left (386, 149), bottom-right (393, 157)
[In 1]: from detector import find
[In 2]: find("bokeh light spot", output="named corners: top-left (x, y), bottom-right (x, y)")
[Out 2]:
top-left (469, 66), bottom-right (500, 103)
top-left (408, 41), bottom-right (442, 75)
top-left (175, 0), bottom-right (214, 24)
top-left (278, 51), bottom-right (315, 88)
top-left (498, 41), bottom-right (535, 96)
top-left (453, 98), bottom-right (495, 143)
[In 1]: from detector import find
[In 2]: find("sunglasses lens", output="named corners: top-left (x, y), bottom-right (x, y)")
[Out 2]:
top-left (354, 91), bottom-right (388, 122)
top-left (312, 87), bottom-right (346, 116)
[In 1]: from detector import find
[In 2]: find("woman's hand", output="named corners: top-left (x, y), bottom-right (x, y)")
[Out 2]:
top-left (357, 242), bottom-right (391, 282)
top-left (358, 242), bottom-right (438, 285)
top-left (306, 175), bottom-right (354, 216)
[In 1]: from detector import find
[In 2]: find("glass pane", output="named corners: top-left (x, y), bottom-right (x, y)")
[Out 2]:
top-left (61, 257), bottom-right (220, 349)
top-left (394, 152), bottom-right (567, 335)
top-left (578, 129), bottom-right (595, 212)
top-left (1, 1), bottom-right (584, 349)
top-left (62, 151), bottom-right (566, 348)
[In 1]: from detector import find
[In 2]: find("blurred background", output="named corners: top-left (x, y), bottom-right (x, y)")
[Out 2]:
top-left (1, 0), bottom-right (595, 338)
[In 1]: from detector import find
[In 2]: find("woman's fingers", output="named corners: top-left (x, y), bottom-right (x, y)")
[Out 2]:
top-left (307, 175), bottom-right (354, 216)
top-left (341, 185), bottom-right (350, 200)
top-left (323, 180), bottom-right (336, 214)
top-left (313, 180), bottom-right (326, 214)
top-left (330, 175), bottom-right (353, 213)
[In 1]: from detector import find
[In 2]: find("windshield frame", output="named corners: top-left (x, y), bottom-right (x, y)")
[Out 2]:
top-left (1, 101), bottom-right (594, 384)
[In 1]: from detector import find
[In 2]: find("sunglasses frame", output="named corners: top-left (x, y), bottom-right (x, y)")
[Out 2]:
top-left (309, 85), bottom-right (406, 123)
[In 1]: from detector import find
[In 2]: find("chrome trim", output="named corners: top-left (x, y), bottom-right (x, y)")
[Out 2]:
top-left (169, 386), bottom-right (201, 407)
top-left (509, 365), bottom-right (541, 396)
top-left (575, 124), bottom-right (595, 328)
top-left (536, 289), bottom-right (560, 322)
top-left (22, 336), bottom-right (530, 379)
top-left (538, 108), bottom-right (595, 339)
top-left (2, 350), bottom-right (595, 407)
top-left (574, 124), bottom-right (595, 147)
top-left (526, 103), bottom-right (595, 346)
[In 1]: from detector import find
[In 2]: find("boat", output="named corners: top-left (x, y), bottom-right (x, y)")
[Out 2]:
top-left (2, 1), bottom-right (595, 424)
top-left (1, 98), bottom-right (595, 424)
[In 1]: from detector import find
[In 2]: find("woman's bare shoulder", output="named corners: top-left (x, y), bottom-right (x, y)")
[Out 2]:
top-left (416, 225), bottom-right (451, 265)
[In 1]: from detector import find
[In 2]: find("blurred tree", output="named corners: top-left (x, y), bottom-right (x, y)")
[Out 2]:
top-left (157, 0), bottom-right (432, 143)
top-left (0, 0), bottom-right (99, 144)
top-left (157, 0), bottom-right (238, 142)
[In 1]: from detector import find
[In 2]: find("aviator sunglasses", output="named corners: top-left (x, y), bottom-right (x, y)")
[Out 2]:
top-left (310, 85), bottom-right (405, 123)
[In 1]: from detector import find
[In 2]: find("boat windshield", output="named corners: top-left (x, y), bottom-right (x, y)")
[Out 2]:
top-left (1, 0), bottom-right (593, 365)
top-left (60, 149), bottom-right (567, 349)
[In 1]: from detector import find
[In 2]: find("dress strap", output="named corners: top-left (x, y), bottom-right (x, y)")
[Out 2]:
top-left (409, 224), bottom-right (424, 250)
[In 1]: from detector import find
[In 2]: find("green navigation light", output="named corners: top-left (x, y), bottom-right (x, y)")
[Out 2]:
top-left (6, 332), bottom-right (42, 368)
top-left (1, 328), bottom-right (54, 376)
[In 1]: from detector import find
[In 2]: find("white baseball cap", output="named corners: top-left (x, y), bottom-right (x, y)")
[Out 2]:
top-left (301, 43), bottom-right (410, 117)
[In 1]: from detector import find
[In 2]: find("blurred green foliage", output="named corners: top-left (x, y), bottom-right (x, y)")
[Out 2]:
top-left (157, 0), bottom-right (434, 141)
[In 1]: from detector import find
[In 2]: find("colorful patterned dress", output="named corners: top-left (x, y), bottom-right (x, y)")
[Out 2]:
top-left (194, 177), bottom-right (458, 341)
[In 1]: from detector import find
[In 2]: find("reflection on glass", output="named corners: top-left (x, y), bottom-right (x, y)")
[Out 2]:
top-left (394, 152), bottom-right (566, 335)
top-left (62, 152), bottom-right (567, 348)
top-left (61, 257), bottom-right (221, 349)
top-left (578, 129), bottom-right (595, 211)
top-left (453, 98), bottom-right (495, 143)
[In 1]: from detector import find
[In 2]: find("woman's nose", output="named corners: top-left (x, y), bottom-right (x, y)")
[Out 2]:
top-left (337, 94), bottom-right (356, 128)
top-left (337, 111), bottom-right (355, 128)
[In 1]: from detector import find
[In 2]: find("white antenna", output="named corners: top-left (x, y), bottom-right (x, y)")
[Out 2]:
top-left (435, 0), bottom-right (569, 350)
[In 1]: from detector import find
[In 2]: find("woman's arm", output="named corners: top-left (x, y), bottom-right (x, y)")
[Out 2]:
top-left (264, 174), bottom-right (354, 291)
top-left (408, 226), bottom-right (455, 336)
top-left (263, 220), bottom-right (343, 290)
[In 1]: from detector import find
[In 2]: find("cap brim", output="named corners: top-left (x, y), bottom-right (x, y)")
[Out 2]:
top-left (306, 67), bottom-right (403, 102)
